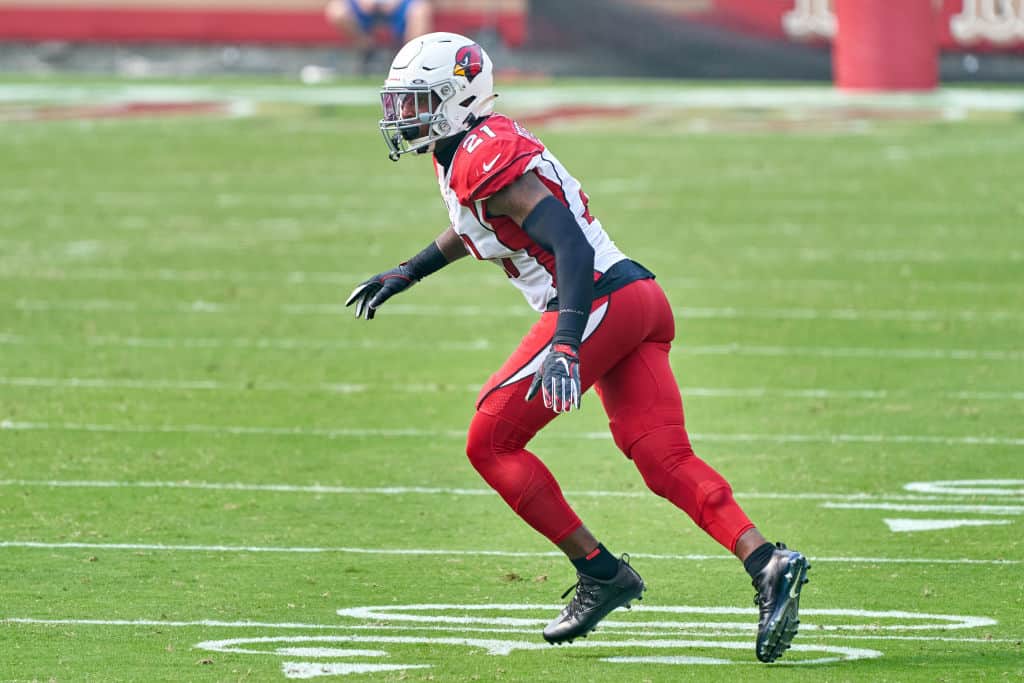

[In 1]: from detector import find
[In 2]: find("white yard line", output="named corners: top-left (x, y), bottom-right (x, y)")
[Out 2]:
top-left (2, 83), bottom-right (1024, 112)
top-left (680, 344), bottom-right (1024, 361)
top-left (0, 333), bottom-right (493, 352)
top-left (2, 376), bottom-right (1022, 401)
top-left (824, 502), bottom-right (1024, 515)
top-left (3, 239), bottom-right (1022, 261)
top-left (13, 298), bottom-right (1024, 323)
top-left (1, 332), bottom-right (1021, 361)
top-left (0, 478), bottom-right (999, 503)
top-left (0, 376), bottom-right (377, 394)
top-left (0, 267), bottom-right (1015, 295)
top-left (0, 420), bottom-right (465, 439)
top-left (677, 307), bottom-right (1024, 322)
top-left (0, 541), bottom-right (1017, 565)
top-left (0, 267), bottom-right (370, 285)
top-left (1, 616), bottom-right (1017, 673)
top-left (1, 620), bottom-right (1016, 644)
top-left (2, 617), bottom-right (369, 630)
top-left (1, 419), bottom-right (1021, 446)
top-left (904, 480), bottom-right (1024, 496)
top-left (884, 518), bottom-right (1013, 532)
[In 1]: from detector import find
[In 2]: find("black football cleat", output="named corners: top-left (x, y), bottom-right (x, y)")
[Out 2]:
top-left (752, 542), bottom-right (810, 663)
top-left (543, 554), bottom-right (645, 644)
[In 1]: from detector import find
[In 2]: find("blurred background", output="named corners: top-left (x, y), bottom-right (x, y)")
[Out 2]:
top-left (1, 0), bottom-right (1023, 84)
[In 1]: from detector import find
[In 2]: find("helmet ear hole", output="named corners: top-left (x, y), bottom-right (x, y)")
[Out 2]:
top-left (459, 95), bottom-right (476, 108)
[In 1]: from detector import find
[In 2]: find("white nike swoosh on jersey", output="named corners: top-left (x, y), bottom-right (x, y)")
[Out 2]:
top-left (482, 154), bottom-right (502, 173)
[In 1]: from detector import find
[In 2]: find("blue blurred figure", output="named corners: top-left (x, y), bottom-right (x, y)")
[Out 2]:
top-left (325, 0), bottom-right (433, 73)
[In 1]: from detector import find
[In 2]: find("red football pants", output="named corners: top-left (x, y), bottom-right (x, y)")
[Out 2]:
top-left (465, 278), bottom-right (755, 552)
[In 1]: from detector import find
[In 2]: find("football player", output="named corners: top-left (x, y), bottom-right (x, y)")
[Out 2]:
top-left (347, 32), bottom-right (809, 662)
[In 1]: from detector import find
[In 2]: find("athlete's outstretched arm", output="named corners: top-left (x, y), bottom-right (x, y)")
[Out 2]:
top-left (346, 226), bottom-right (468, 320)
top-left (488, 172), bottom-right (595, 412)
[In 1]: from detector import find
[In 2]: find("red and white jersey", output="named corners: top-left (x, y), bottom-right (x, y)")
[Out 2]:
top-left (433, 114), bottom-right (627, 313)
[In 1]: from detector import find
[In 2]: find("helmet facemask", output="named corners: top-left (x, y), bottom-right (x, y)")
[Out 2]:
top-left (379, 81), bottom-right (458, 161)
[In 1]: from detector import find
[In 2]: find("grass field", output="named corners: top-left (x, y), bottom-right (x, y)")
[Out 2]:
top-left (1, 77), bottom-right (1023, 682)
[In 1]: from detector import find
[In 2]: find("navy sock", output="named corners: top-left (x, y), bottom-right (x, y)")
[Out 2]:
top-left (571, 543), bottom-right (619, 580)
top-left (743, 542), bottom-right (777, 580)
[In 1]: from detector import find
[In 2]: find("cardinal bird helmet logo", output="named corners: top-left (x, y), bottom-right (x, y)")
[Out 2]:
top-left (453, 44), bottom-right (484, 82)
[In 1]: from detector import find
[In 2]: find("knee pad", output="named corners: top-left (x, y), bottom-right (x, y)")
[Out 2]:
top-left (695, 481), bottom-right (735, 527)
top-left (695, 481), bottom-right (753, 553)
top-left (628, 427), bottom-right (731, 511)
top-left (630, 432), bottom-right (751, 551)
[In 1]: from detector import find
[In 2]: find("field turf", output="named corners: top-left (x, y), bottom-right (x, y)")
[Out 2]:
top-left (1, 78), bottom-right (1022, 681)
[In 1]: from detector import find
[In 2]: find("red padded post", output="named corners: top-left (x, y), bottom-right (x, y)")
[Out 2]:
top-left (833, 0), bottom-right (939, 91)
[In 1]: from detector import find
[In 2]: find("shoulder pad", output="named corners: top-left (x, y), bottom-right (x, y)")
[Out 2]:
top-left (449, 116), bottom-right (544, 204)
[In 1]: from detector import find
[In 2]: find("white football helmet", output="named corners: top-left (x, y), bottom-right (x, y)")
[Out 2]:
top-left (379, 32), bottom-right (497, 161)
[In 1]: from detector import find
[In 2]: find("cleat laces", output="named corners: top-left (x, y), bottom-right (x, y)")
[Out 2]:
top-left (561, 552), bottom-right (630, 618)
top-left (561, 579), bottom-right (599, 617)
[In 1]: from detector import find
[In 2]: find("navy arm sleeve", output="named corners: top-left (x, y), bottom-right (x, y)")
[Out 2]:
top-left (521, 195), bottom-right (594, 349)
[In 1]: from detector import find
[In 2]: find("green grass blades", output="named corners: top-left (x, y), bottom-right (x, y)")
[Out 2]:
top-left (1, 80), bottom-right (1023, 682)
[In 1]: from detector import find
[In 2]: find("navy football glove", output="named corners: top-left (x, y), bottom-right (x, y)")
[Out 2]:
top-left (345, 265), bottom-right (417, 320)
top-left (526, 343), bottom-right (581, 413)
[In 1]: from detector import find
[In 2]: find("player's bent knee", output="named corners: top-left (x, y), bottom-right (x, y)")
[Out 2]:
top-left (465, 414), bottom-right (495, 470)
top-left (465, 411), bottom-right (532, 470)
